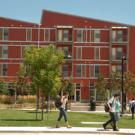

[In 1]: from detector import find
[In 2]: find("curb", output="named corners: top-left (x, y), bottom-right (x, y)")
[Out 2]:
top-left (0, 127), bottom-right (134, 135)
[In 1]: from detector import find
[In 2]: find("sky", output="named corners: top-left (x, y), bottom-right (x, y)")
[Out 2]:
top-left (0, 0), bottom-right (135, 25)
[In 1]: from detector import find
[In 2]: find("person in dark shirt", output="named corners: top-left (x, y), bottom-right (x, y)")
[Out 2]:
top-left (129, 98), bottom-right (135, 119)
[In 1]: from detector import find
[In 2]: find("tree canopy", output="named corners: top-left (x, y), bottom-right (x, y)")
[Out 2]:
top-left (23, 44), bottom-right (65, 97)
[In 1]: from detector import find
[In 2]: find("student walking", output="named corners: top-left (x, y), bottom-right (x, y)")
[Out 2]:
top-left (115, 98), bottom-right (121, 128)
top-left (103, 94), bottom-right (120, 131)
top-left (56, 92), bottom-right (72, 128)
top-left (129, 98), bottom-right (135, 119)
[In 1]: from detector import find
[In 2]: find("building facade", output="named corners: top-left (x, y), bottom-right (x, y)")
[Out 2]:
top-left (0, 10), bottom-right (135, 102)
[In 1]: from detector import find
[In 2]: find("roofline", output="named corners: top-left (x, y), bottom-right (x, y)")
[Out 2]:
top-left (42, 9), bottom-right (135, 27)
top-left (0, 16), bottom-right (38, 26)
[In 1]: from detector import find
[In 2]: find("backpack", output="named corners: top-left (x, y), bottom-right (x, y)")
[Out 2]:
top-left (104, 103), bottom-right (110, 112)
top-left (55, 96), bottom-right (62, 108)
top-left (131, 102), bottom-right (135, 109)
top-left (104, 98), bottom-right (114, 112)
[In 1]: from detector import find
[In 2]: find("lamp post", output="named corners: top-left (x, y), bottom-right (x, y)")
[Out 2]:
top-left (121, 56), bottom-right (126, 114)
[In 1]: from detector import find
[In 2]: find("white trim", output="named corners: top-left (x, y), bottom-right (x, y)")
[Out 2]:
top-left (73, 64), bottom-right (109, 66)
top-left (0, 40), bottom-right (56, 43)
top-left (0, 26), bottom-right (56, 30)
top-left (74, 28), bottom-right (110, 31)
top-left (112, 26), bottom-right (128, 29)
top-left (74, 45), bottom-right (109, 48)
top-left (56, 26), bottom-right (73, 28)
top-left (74, 41), bottom-right (109, 44)
top-left (0, 62), bottom-right (22, 64)
top-left (74, 77), bottom-right (109, 79)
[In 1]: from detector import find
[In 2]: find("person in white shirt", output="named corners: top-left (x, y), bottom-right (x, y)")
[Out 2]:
top-left (56, 92), bottom-right (72, 128)
top-left (103, 93), bottom-right (120, 131)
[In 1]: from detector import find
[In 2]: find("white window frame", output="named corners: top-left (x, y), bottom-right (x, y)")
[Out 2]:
top-left (76, 29), bottom-right (83, 42)
top-left (44, 29), bottom-right (50, 41)
top-left (76, 47), bottom-right (82, 60)
top-left (2, 45), bottom-right (8, 58)
top-left (94, 30), bottom-right (100, 42)
top-left (26, 28), bottom-right (32, 41)
top-left (3, 28), bottom-right (9, 41)
top-left (63, 29), bottom-right (69, 41)
top-left (94, 47), bottom-right (100, 60)
top-left (90, 64), bottom-right (100, 78)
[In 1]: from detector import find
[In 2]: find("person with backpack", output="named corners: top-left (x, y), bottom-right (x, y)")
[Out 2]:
top-left (103, 93), bottom-right (120, 131)
top-left (129, 98), bottom-right (135, 119)
top-left (56, 92), bottom-right (72, 128)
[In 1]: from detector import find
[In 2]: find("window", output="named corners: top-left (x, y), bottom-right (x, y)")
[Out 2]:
top-left (63, 29), bottom-right (69, 41)
top-left (2, 64), bottom-right (8, 76)
top-left (76, 65), bottom-right (81, 77)
top-left (112, 65), bottom-right (121, 72)
top-left (0, 28), bottom-right (2, 40)
top-left (63, 47), bottom-right (69, 58)
top-left (3, 28), bottom-right (9, 40)
top-left (76, 30), bottom-right (83, 42)
top-left (112, 30), bottom-right (123, 42)
top-left (2, 46), bottom-right (8, 58)
top-left (117, 31), bottom-right (123, 42)
top-left (57, 29), bottom-right (63, 41)
top-left (57, 29), bottom-right (69, 42)
top-left (112, 31), bottom-right (116, 42)
top-left (95, 65), bottom-right (99, 77)
top-left (112, 48), bottom-right (122, 60)
top-left (112, 48), bottom-right (116, 60)
top-left (94, 30), bottom-right (100, 42)
top-left (89, 83), bottom-right (95, 99)
top-left (95, 47), bottom-right (100, 60)
top-left (76, 47), bottom-right (82, 59)
top-left (44, 29), bottom-right (50, 41)
top-left (117, 48), bottom-right (122, 59)
top-left (62, 65), bottom-right (68, 77)
top-left (76, 84), bottom-right (80, 89)
top-left (26, 28), bottom-right (32, 41)
top-left (90, 65), bottom-right (100, 77)
top-left (90, 65), bottom-right (94, 78)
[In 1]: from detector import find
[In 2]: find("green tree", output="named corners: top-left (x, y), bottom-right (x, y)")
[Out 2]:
top-left (108, 72), bottom-right (121, 96)
top-left (61, 78), bottom-right (75, 99)
top-left (23, 44), bottom-right (64, 120)
top-left (95, 74), bottom-right (108, 101)
top-left (124, 72), bottom-right (135, 95)
top-left (0, 78), bottom-right (8, 95)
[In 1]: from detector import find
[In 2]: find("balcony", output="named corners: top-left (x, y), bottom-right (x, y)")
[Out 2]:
top-left (56, 26), bottom-right (73, 44)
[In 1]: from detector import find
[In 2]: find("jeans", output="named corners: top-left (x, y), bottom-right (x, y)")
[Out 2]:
top-left (104, 112), bottom-right (117, 130)
top-left (131, 107), bottom-right (134, 119)
top-left (57, 107), bottom-right (67, 122)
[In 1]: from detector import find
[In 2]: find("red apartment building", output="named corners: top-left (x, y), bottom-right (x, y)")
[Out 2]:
top-left (0, 10), bottom-right (135, 102)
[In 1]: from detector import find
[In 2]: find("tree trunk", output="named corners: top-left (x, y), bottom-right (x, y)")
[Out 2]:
top-left (41, 95), bottom-right (44, 120)
top-left (36, 89), bottom-right (40, 120)
top-left (46, 94), bottom-right (50, 121)
top-left (46, 94), bottom-right (50, 113)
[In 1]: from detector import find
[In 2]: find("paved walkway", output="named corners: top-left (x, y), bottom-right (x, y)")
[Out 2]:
top-left (0, 127), bottom-right (135, 135)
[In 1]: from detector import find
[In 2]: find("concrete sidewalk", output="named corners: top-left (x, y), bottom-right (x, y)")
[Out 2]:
top-left (0, 127), bottom-right (135, 135)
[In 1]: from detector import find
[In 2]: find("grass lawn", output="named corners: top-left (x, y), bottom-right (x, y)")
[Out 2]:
top-left (0, 109), bottom-right (134, 129)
